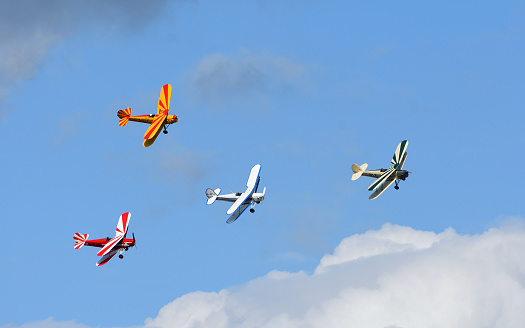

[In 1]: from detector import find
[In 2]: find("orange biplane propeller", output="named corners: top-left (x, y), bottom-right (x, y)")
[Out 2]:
top-left (117, 84), bottom-right (178, 147)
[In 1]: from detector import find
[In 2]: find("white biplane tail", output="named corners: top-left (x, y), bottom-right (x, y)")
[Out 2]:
top-left (351, 163), bottom-right (368, 180)
top-left (206, 188), bottom-right (221, 205)
top-left (74, 233), bottom-right (89, 249)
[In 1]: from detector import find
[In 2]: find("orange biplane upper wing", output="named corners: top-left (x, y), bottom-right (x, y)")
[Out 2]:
top-left (157, 84), bottom-right (171, 115)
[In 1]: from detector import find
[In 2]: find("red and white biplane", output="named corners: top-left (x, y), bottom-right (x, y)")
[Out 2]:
top-left (74, 212), bottom-right (135, 266)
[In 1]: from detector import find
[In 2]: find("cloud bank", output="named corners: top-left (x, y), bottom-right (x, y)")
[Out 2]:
top-left (6, 222), bottom-right (525, 328)
top-left (142, 221), bottom-right (525, 328)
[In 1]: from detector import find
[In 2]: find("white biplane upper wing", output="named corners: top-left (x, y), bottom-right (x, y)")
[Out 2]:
top-left (397, 152), bottom-right (408, 170)
top-left (391, 140), bottom-right (408, 168)
top-left (369, 175), bottom-right (397, 200)
top-left (96, 212), bottom-right (131, 257)
top-left (226, 165), bottom-right (261, 215)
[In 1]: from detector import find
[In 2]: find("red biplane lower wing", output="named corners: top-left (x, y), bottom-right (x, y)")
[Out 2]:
top-left (96, 248), bottom-right (119, 266)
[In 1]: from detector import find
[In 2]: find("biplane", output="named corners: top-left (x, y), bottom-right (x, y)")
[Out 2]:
top-left (117, 84), bottom-right (178, 147)
top-left (206, 164), bottom-right (266, 224)
top-left (74, 212), bottom-right (135, 266)
top-left (351, 140), bottom-right (411, 200)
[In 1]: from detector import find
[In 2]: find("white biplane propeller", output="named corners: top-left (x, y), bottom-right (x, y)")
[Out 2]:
top-left (206, 164), bottom-right (266, 224)
top-left (351, 140), bottom-right (411, 200)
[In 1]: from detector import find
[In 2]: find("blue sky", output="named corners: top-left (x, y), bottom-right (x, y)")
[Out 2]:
top-left (1, 1), bottom-right (525, 327)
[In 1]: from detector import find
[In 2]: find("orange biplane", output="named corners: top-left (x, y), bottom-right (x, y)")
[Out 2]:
top-left (117, 84), bottom-right (178, 147)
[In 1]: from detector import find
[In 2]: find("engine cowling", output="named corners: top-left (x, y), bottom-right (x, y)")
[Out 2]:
top-left (397, 170), bottom-right (409, 180)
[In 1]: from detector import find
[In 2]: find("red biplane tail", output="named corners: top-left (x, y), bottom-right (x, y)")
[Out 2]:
top-left (74, 233), bottom-right (89, 249)
top-left (117, 108), bottom-right (132, 127)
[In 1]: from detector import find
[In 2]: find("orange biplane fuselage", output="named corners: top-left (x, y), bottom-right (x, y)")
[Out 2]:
top-left (117, 84), bottom-right (178, 147)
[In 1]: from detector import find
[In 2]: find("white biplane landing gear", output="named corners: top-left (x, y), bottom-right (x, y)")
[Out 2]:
top-left (205, 164), bottom-right (266, 224)
top-left (351, 140), bottom-right (411, 200)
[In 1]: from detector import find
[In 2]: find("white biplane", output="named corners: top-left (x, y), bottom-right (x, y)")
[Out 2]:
top-left (206, 164), bottom-right (266, 224)
top-left (351, 140), bottom-right (411, 200)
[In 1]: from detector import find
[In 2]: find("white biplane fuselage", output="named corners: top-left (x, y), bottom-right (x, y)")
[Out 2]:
top-left (360, 169), bottom-right (410, 181)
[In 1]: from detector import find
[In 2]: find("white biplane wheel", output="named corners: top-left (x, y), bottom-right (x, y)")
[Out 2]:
top-left (250, 208), bottom-right (255, 213)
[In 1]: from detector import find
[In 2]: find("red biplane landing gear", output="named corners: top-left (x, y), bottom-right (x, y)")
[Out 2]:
top-left (119, 254), bottom-right (124, 259)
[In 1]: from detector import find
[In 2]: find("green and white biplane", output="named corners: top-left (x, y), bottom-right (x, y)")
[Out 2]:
top-left (351, 140), bottom-right (410, 200)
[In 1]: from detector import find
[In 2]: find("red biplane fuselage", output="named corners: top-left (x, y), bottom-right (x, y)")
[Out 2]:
top-left (83, 238), bottom-right (135, 250)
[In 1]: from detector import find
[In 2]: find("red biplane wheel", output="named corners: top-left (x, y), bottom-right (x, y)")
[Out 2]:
top-left (119, 254), bottom-right (124, 259)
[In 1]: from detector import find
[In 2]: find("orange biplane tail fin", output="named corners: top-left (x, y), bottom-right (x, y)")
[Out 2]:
top-left (117, 108), bottom-right (132, 126)
top-left (74, 233), bottom-right (89, 249)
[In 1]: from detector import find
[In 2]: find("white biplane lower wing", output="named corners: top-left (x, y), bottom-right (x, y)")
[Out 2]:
top-left (368, 166), bottom-right (396, 191)
top-left (227, 203), bottom-right (250, 224)
top-left (369, 174), bottom-right (396, 200)
top-left (96, 248), bottom-right (119, 266)
top-left (226, 164), bottom-right (261, 215)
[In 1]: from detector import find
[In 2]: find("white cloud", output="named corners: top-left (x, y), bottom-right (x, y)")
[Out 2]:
top-left (187, 50), bottom-right (306, 109)
top-left (143, 221), bottom-right (525, 328)
top-left (8, 221), bottom-right (525, 328)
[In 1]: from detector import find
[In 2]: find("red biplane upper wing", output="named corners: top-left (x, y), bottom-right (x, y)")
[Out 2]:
top-left (116, 212), bottom-right (131, 237)
top-left (96, 248), bottom-right (119, 266)
top-left (96, 212), bottom-right (130, 257)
